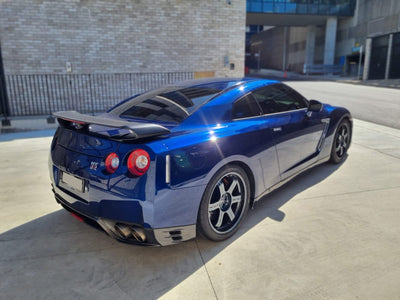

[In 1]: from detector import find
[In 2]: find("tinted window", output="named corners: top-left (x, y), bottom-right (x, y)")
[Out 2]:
top-left (110, 85), bottom-right (222, 123)
top-left (232, 94), bottom-right (262, 119)
top-left (252, 83), bottom-right (308, 114)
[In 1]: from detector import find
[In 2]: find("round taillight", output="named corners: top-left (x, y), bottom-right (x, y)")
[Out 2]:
top-left (127, 149), bottom-right (150, 176)
top-left (105, 153), bottom-right (120, 174)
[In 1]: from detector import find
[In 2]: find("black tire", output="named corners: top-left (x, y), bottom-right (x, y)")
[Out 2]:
top-left (330, 119), bottom-right (351, 164)
top-left (197, 165), bottom-right (250, 241)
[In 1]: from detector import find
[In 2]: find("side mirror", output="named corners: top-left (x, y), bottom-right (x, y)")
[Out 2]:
top-left (308, 99), bottom-right (323, 112)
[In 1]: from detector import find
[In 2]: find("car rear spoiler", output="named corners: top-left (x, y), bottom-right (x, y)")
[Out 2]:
top-left (53, 111), bottom-right (170, 140)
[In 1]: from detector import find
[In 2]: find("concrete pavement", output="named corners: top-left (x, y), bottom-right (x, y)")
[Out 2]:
top-left (251, 68), bottom-right (400, 89)
top-left (286, 81), bottom-right (400, 130)
top-left (0, 119), bottom-right (400, 299)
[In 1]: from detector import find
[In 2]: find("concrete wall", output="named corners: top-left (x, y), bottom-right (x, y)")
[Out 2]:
top-left (250, 27), bottom-right (285, 70)
top-left (287, 27), bottom-right (307, 72)
top-left (251, 0), bottom-right (400, 75)
top-left (0, 0), bottom-right (246, 77)
top-left (254, 24), bottom-right (327, 73)
top-left (287, 26), bottom-right (325, 73)
top-left (336, 0), bottom-right (400, 57)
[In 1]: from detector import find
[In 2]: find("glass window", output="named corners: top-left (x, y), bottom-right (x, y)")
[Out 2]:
top-left (109, 85), bottom-right (222, 123)
top-left (252, 83), bottom-right (308, 114)
top-left (232, 94), bottom-right (262, 119)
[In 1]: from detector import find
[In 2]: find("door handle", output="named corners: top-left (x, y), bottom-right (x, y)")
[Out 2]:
top-left (273, 127), bottom-right (282, 132)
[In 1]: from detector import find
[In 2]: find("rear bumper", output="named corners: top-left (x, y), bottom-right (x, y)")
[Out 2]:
top-left (49, 144), bottom-right (203, 246)
top-left (52, 185), bottom-right (196, 246)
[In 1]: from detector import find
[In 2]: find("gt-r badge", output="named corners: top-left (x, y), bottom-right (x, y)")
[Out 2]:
top-left (90, 161), bottom-right (98, 170)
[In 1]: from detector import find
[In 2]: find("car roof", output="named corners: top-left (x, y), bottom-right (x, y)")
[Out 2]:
top-left (172, 77), bottom-right (276, 91)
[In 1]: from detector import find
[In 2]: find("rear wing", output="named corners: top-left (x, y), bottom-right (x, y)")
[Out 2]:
top-left (53, 111), bottom-right (170, 140)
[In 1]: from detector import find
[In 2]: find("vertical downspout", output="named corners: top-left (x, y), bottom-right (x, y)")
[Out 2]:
top-left (0, 43), bottom-right (11, 124)
top-left (282, 26), bottom-right (288, 71)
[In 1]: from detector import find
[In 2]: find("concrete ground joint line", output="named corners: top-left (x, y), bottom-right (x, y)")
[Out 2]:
top-left (354, 124), bottom-right (400, 139)
top-left (355, 128), bottom-right (400, 139)
top-left (111, 279), bottom-right (132, 299)
top-left (195, 239), bottom-right (219, 300)
top-left (352, 142), bottom-right (400, 160)
top-left (295, 186), bottom-right (400, 202)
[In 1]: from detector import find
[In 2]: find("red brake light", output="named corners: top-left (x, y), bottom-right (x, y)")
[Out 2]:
top-left (105, 153), bottom-right (120, 174)
top-left (127, 149), bottom-right (150, 176)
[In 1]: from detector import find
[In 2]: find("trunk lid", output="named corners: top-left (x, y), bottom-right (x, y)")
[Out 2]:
top-left (51, 111), bottom-right (171, 197)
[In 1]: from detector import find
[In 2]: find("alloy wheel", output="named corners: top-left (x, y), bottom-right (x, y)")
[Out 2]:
top-left (335, 123), bottom-right (349, 158)
top-left (208, 172), bottom-right (247, 234)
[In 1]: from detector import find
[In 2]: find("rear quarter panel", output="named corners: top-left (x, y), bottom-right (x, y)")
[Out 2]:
top-left (154, 119), bottom-right (278, 199)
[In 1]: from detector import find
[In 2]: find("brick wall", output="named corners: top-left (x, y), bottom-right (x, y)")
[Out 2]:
top-left (0, 0), bottom-right (246, 77)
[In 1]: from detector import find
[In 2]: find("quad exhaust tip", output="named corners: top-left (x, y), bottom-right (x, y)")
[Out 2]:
top-left (115, 223), bottom-right (146, 242)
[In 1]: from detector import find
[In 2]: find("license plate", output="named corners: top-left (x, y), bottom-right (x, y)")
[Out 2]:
top-left (61, 172), bottom-right (84, 193)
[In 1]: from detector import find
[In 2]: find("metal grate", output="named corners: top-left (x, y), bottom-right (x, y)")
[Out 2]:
top-left (5, 72), bottom-right (194, 116)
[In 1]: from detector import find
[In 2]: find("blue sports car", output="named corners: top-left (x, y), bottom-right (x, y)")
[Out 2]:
top-left (49, 78), bottom-right (352, 246)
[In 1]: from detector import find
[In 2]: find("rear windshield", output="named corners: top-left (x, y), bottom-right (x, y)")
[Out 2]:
top-left (109, 82), bottom-right (237, 123)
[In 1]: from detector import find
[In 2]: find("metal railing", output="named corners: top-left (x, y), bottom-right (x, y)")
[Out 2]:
top-left (5, 72), bottom-right (194, 117)
top-left (303, 64), bottom-right (344, 75)
top-left (247, 0), bottom-right (356, 16)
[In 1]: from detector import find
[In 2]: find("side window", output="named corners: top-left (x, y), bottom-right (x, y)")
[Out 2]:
top-left (232, 94), bottom-right (262, 119)
top-left (252, 84), bottom-right (308, 114)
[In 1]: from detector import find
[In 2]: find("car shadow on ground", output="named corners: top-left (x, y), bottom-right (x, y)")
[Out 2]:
top-left (195, 159), bottom-right (345, 256)
top-left (0, 160), bottom-right (344, 299)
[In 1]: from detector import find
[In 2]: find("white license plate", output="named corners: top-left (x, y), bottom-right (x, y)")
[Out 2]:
top-left (61, 172), bottom-right (84, 193)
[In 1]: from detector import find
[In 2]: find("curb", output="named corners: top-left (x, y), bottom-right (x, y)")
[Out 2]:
top-left (1, 116), bottom-right (58, 134)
